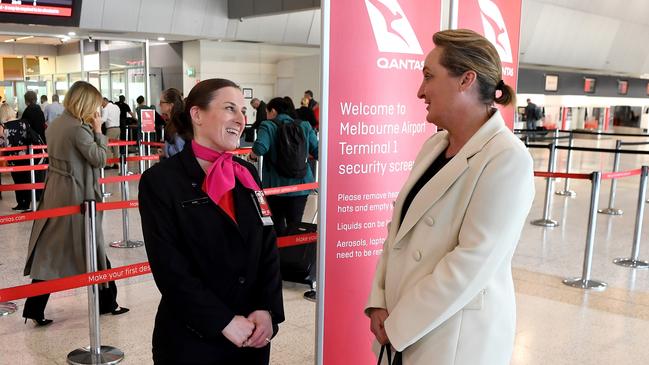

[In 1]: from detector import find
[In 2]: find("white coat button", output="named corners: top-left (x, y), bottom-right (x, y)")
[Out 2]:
top-left (413, 250), bottom-right (422, 261)
top-left (425, 216), bottom-right (435, 226)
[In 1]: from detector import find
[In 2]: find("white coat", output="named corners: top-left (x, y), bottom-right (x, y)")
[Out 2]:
top-left (366, 110), bottom-right (535, 365)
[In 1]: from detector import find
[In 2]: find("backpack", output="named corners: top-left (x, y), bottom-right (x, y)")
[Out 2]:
top-left (270, 119), bottom-right (307, 178)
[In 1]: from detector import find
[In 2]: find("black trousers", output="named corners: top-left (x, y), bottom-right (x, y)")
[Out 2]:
top-left (266, 195), bottom-right (308, 236)
top-left (10, 158), bottom-right (43, 208)
top-left (23, 258), bottom-right (119, 319)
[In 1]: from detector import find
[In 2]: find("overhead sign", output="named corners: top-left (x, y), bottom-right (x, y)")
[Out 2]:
top-left (140, 109), bottom-right (156, 133)
top-left (0, 0), bottom-right (81, 26)
top-left (457, 0), bottom-right (523, 129)
top-left (319, 0), bottom-right (440, 364)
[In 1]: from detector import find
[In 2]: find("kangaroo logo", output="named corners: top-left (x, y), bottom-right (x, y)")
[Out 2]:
top-left (365, 0), bottom-right (423, 55)
top-left (478, 0), bottom-right (513, 63)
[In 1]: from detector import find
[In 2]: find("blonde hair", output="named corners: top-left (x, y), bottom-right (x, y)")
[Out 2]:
top-left (433, 29), bottom-right (515, 106)
top-left (0, 103), bottom-right (16, 123)
top-left (63, 81), bottom-right (102, 124)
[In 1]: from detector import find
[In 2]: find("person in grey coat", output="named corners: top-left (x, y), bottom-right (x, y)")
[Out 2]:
top-left (22, 81), bottom-right (129, 327)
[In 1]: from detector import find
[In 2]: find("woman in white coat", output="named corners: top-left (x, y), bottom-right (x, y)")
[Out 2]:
top-left (365, 29), bottom-right (535, 365)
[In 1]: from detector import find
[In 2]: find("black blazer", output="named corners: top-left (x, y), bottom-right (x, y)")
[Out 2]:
top-left (138, 143), bottom-right (284, 364)
top-left (22, 104), bottom-right (46, 143)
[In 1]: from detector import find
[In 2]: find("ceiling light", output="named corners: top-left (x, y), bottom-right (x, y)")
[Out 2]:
top-left (3, 38), bottom-right (16, 43)
top-left (157, 37), bottom-right (165, 41)
top-left (16, 36), bottom-right (34, 41)
top-left (68, 32), bottom-right (76, 36)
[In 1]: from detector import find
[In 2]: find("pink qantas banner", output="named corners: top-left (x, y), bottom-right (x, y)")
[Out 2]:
top-left (458, 0), bottom-right (523, 129)
top-left (323, 0), bottom-right (440, 363)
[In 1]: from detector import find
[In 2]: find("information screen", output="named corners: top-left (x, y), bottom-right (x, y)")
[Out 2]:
top-left (0, 0), bottom-right (82, 26)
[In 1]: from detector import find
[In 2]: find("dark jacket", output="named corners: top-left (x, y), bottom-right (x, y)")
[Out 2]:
top-left (22, 103), bottom-right (46, 143)
top-left (138, 143), bottom-right (284, 364)
top-left (251, 101), bottom-right (267, 130)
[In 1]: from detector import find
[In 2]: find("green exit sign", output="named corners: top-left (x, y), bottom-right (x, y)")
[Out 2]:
top-left (186, 67), bottom-right (195, 77)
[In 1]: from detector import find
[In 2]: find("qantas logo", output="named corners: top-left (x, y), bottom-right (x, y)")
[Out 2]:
top-left (478, 0), bottom-right (513, 63)
top-left (365, 0), bottom-right (423, 55)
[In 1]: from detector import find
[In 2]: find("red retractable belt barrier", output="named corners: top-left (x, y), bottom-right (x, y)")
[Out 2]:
top-left (0, 205), bottom-right (81, 225)
top-left (602, 169), bottom-right (642, 180)
top-left (107, 141), bottom-right (137, 147)
top-left (534, 171), bottom-right (592, 180)
top-left (0, 182), bottom-right (45, 192)
top-left (141, 141), bottom-right (165, 148)
top-left (97, 200), bottom-right (138, 211)
top-left (0, 146), bottom-right (28, 153)
top-left (0, 262), bottom-right (152, 302)
top-left (98, 174), bottom-right (142, 184)
top-left (277, 232), bottom-right (318, 248)
top-left (264, 182), bottom-right (319, 196)
top-left (0, 153), bottom-right (48, 162)
top-left (0, 164), bottom-right (48, 173)
top-left (105, 155), bottom-right (160, 165)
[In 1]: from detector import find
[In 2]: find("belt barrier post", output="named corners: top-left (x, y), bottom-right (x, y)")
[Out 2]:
top-left (29, 145), bottom-right (37, 212)
top-left (531, 143), bottom-right (559, 227)
top-left (67, 200), bottom-right (124, 365)
top-left (614, 165), bottom-right (649, 269)
top-left (109, 155), bottom-right (144, 249)
top-left (599, 139), bottom-right (624, 215)
top-left (563, 171), bottom-right (607, 290)
top-left (99, 167), bottom-right (112, 202)
top-left (556, 131), bottom-right (576, 197)
top-left (145, 133), bottom-right (152, 170)
top-left (258, 155), bottom-right (264, 181)
top-left (0, 301), bottom-right (17, 316)
top-left (138, 135), bottom-right (145, 174)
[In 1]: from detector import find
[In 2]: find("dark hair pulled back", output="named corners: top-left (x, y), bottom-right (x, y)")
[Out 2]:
top-left (161, 88), bottom-right (185, 141)
top-left (175, 78), bottom-right (240, 139)
top-left (266, 97), bottom-right (292, 117)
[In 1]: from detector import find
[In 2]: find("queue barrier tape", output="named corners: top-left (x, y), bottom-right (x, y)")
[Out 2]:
top-left (0, 205), bottom-right (81, 226)
top-left (99, 174), bottom-right (142, 184)
top-left (0, 232), bottom-right (319, 302)
top-left (0, 164), bottom-right (48, 173)
top-left (107, 141), bottom-right (137, 147)
top-left (602, 169), bottom-right (642, 180)
top-left (0, 153), bottom-right (48, 162)
top-left (0, 145), bottom-right (47, 153)
top-left (141, 141), bottom-right (165, 148)
top-left (0, 182), bottom-right (45, 192)
top-left (106, 155), bottom-right (160, 164)
top-left (0, 262), bottom-right (151, 302)
top-left (534, 171), bottom-right (592, 180)
top-left (97, 200), bottom-right (139, 211)
top-left (264, 182), bottom-right (319, 196)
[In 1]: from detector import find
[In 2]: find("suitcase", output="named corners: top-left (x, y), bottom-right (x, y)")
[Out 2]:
top-left (279, 222), bottom-right (317, 286)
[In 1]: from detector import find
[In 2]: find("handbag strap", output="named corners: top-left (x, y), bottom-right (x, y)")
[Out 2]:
top-left (377, 345), bottom-right (394, 365)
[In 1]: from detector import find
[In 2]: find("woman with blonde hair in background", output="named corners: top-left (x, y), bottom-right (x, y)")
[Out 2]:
top-left (366, 29), bottom-right (534, 364)
top-left (22, 81), bottom-right (129, 327)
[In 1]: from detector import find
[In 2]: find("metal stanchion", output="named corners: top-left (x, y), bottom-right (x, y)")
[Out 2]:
top-left (614, 165), bottom-right (649, 269)
top-left (109, 155), bottom-right (144, 248)
top-left (28, 145), bottom-right (37, 212)
top-left (258, 155), bottom-right (264, 180)
top-left (531, 143), bottom-right (559, 227)
top-left (556, 131), bottom-right (576, 197)
top-left (563, 171), bottom-right (607, 290)
top-left (138, 136), bottom-right (145, 174)
top-left (67, 200), bottom-right (124, 365)
top-left (145, 133), bottom-right (152, 170)
top-left (599, 139), bottom-right (623, 215)
top-left (99, 167), bottom-right (112, 202)
top-left (0, 301), bottom-right (17, 316)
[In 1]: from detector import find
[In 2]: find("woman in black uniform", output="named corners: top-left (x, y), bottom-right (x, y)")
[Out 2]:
top-left (139, 78), bottom-right (284, 364)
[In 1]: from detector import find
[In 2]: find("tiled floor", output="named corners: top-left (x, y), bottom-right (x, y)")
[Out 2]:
top-left (2, 134), bottom-right (649, 364)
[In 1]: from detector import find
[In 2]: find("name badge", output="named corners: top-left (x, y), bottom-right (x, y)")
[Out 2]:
top-left (253, 190), bottom-right (274, 226)
top-left (181, 197), bottom-right (210, 208)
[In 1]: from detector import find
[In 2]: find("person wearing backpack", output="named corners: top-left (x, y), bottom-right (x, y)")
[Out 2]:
top-left (249, 97), bottom-right (319, 236)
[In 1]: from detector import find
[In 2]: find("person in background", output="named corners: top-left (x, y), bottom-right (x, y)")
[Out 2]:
top-left (139, 78), bottom-right (284, 364)
top-left (115, 94), bottom-right (135, 121)
top-left (296, 97), bottom-right (317, 130)
top-left (525, 98), bottom-right (538, 130)
top-left (365, 29), bottom-right (534, 365)
top-left (101, 97), bottom-right (121, 169)
top-left (39, 94), bottom-right (48, 112)
top-left (23, 81), bottom-right (129, 327)
top-left (282, 96), bottom-right (298, 119)
top-left (44, 94), bottom-right (64, 126)
top-left (249, 97), bottom-right (318, 236)
top-left (22, 90), bottom-right (46, 143)
top-left (0, 103), bottom-right (16, 199)
top-left (159, 88), bottom-right (186, 158)
top-left (250, 98), bottom-right (267, 129)
top-left (134, 95), bottom-right (147, 120)
top-left (303, 90), bottom-right (318, 110)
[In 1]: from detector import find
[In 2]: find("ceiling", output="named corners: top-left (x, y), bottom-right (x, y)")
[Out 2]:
top-left (0, 0), bottom-right (649, 77)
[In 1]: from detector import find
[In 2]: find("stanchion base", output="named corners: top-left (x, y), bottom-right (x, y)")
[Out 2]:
top-left (598, 208), bottom-right (623, 215)
top-left (67, 345), bottom-right (124, 365)
top-left (109, 240), bottom-right (144, 248)
top-left (556, 190), bottom-right (576, 197)
top-left (531, 219), bottom-right (559, 227)
top-left (613, 258), bottom-right (649, 269)
top-left (0, 302), bottom-right (17, 316)
top-left (562, 278), bottom-right (607, 291)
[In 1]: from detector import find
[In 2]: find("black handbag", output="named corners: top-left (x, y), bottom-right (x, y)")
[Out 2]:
top-left (377, 344), bottom-right (403, 365)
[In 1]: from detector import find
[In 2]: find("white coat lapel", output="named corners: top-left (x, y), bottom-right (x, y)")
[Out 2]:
top-left (392, 110), bottom-right (508, 247)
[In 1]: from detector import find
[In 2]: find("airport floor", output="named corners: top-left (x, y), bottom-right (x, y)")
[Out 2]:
top-left (2, 135), bottom-right (649, 364)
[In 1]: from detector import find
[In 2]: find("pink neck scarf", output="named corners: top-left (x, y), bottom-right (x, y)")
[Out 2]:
top-left (191, 140), bottom-right (260, 204)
